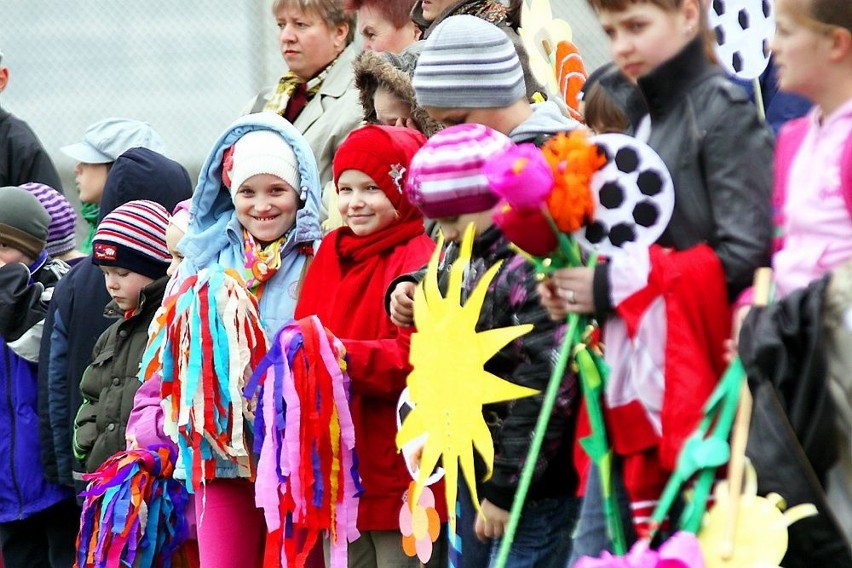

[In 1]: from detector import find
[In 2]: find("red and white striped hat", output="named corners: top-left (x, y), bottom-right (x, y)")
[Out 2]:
top-left (92, 200), bottom-right (171, 279)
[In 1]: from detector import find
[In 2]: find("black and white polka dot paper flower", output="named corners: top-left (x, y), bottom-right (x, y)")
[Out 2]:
top-left (709, 0), bottom-right (775, 79)
top-left (575, 133), bottom-right (674, 257)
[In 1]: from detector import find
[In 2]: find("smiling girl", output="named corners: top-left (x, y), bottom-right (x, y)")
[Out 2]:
top-left (295, 125), bottom-right (445, 567)
top-left (171, 112), bottom-right (323, 568)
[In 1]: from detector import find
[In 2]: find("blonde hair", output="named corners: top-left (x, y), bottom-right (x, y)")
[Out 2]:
top-left (272, 0), bottom-right (356, 44)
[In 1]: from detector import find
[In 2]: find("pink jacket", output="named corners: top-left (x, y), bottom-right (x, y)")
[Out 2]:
top-left (769, 102), bottom-right (852, 299)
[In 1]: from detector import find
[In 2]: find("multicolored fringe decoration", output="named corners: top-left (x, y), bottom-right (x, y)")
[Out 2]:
top-left (244, 316), bottom-right (361, 568)
top-left (140, 265), bottom-right (269, 491)
top-left (76, 446), bottom-right (191, 568)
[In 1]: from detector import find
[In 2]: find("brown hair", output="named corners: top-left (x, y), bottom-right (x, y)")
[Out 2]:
top-left (582, 82), bottom-right (630, 134)
top-left (586, 0), bottom-right (717, 63)
top-left (272, 0), bottom-right (356, 44)
top-left (343, 0), bottom-right (417, 29)
top-left (806, 0), bottom-right (852, 33)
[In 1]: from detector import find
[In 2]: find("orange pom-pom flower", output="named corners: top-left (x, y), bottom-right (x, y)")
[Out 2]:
top-left (542, 130), bottom-right (606, 233)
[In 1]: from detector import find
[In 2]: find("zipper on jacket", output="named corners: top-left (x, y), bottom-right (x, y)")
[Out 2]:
top-left (4, 347), bottom-right (24, 519)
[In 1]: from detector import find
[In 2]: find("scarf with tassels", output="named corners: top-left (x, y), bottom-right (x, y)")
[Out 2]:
top-left (139, 265), bottom-right (269, 492)
top-left (241, 228), bottom-right (286, 298)
top-left (244, 315), bottom-right (361, 568)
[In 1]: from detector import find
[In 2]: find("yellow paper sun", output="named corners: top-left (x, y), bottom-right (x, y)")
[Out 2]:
top-left (396, 224), bottom-right (538, 532)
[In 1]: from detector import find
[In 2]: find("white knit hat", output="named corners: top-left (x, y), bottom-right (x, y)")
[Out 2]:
top-left (227, 130), bottom-right (301, 198)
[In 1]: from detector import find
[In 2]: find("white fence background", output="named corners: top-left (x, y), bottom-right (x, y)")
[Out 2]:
top-left (2, 0), bottom-right (609, 200)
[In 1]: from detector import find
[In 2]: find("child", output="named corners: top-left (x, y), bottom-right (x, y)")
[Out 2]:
top-left (539, 0), bottom-right (774, 561)
top-left (0, 186), bottom-right (78, 567)
top-left (392, 124), bottom-right (580, 568)
top-left (172, 112), bottom-right (322, 568)
top-left (39, 148), bottom-right (192, 491)
top-left (60, 117), bottom-right (166, 253)
top-left (736, 0), bottom-right (852, 554)
top-left (125, 198), bottom-right (192, 453)
top-left (354, 43), bottom-right (442, 137)
top-left (73, 200), bottom-right (172, 474)
top-left (294, 124), bottom-right (442, 567)
top-left (411, 15), bottom-right (576, 142)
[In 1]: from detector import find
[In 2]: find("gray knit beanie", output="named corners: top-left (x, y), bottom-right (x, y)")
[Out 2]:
top-left (412, 15), bottom-right (526, 109)
top-left (0, 186), bottom-right (51, 260)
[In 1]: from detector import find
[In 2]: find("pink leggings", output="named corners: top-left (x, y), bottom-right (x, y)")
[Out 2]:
top-left (194, 478), bottom-right (265, 568)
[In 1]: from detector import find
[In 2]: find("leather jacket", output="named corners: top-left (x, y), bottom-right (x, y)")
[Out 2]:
top-left (637, 37), bottom-right (774, 301)
top-left (594, 38), bottom-right (774, 313)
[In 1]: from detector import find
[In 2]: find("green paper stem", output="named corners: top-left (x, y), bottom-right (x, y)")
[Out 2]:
top-left (493, 311), bottom-right (582, 568)
top-left (576, 346), bottom-right (626, 554)
top-left (648, 357), bottom-right (746, 537)
top-left (493, 245), bottom-right (621, 566)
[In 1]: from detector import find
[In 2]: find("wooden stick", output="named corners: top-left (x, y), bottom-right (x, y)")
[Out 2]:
top-left (720, 267), bottom-right (772, 559)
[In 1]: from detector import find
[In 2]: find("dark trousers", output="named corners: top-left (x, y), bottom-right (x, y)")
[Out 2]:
top-left (0, 498), bottom-right (80, 568)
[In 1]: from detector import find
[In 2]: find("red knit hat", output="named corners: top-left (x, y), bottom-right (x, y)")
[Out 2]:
top-left (333, 125), bottom-right (427, 223)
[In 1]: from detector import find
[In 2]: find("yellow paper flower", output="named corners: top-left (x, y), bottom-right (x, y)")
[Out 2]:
top-left (396, 224), bottom-right (538, 532)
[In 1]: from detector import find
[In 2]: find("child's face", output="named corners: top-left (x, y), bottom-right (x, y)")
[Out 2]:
top-left (74, 162), bottom-right (110, 204)
top-left (165, 223), bottom-right (185, 278)
top-left (234, 173), bottom-right (300, 245)
top-left (424, 106), bottom-right (504, 130)
top-left (0, 243), bottom-right (32, 267)
top-left (337, 169), bottom-right (397, 237)
top-left (374, 87), bottom-right (414, 128)
top-left (772, 0), bottom-right (832, 99)
top-left (598, 1), bottom-right (696, 81)
top-left (100, 266), bottom-right (154, 312)
top-left (433, 211), bottom-right (494, 243)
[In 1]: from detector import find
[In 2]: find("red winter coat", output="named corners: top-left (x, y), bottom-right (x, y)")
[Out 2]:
top-left (295, 222), bottom-right (445, 531)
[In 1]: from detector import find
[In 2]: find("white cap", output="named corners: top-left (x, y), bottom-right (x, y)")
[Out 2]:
top-left (228, 130), bottom-right (301, 198)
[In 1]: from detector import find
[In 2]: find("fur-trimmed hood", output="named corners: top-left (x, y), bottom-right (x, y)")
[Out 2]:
top-left (353, 42), bottom-right (443, 139)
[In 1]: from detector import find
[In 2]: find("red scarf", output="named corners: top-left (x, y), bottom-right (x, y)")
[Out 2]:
top-left (296, 218), bottom-right (428, 338)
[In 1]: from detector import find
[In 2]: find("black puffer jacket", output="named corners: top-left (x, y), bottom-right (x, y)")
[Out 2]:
top-left (73, 276), bottom-right (167, 474)
top-left (594, 38), bottom-right (774, 313)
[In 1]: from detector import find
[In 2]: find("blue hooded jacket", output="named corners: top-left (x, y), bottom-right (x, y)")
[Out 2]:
top-left (0, 255), bottom-right (73, 521)
top-left (179, 112), bottom-right (323, 336)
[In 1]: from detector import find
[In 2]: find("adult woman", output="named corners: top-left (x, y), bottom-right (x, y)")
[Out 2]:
top-left (249, 0), bottom-right (362, 224)
top-left (345, 0), bottom-right (421, 53)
